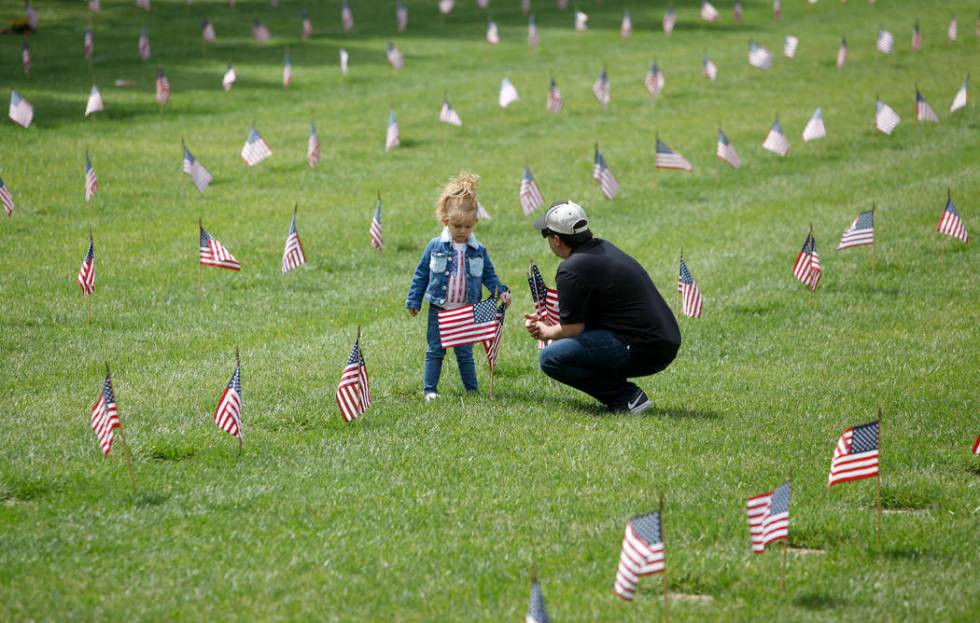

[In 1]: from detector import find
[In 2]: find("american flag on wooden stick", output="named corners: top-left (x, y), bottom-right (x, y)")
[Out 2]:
top-left (370, 194), bottom-right (383, 251)
top-left (84, 29), bottom-right (94, 58)
top-left (762, 117), bottom-right (789, 157)
top-left (663, 8), bottom-right (676, 35)
top-left (746, 481), bottom-right (790, 553)
top-left (802, 108), bottom-right (826, 142)
top-left (199, 224), bottom-right (240, 270)
top-left (25, 1), bottom-right (38, 28)
top-left (749, 42), bottom-right (773, 70)
top-left (912, 21), bottom-right (922, 51)
top-left (528, 262), bottom-right (559, 326)
top-left (85, 86), bottom-right (104, 117)
top-left (837, 36), bottom-right (848, 68)
top-left (716, 129), bottom-right (741, 168)
top-left (526, 578), bottom-right (551, 623)
top-left (621, 11), bottom-right (632, 39)
top-left (784, 35), bottom-right (799, 58)
top-left (644, 62), bottom-right (665, 97)
top-left (385, 111), bottom-right (400, 151)
top-left (439, 98), bottom-right (462, 126)
top-left (22, 42), bottom-right (30, 76)
top-left (386, 41), bottom-right (403, 70)
top-left (678, 255), bottom-right (703, 318)
top-left (734, 1), bottom-right (743, 23)
top-left (915, 89), bottom-right (939, 122)
top-left (339, 49), bottom-right (349, 75)
top-left (484, 299), bottom-right (507, 370)
top-left (342, 0), bottom-right (354, 32)
top-left (703, 56), bottom-right (718, 81)
top-left (614, 511), bottom-right (665, 602)
top-left (828, 420), bottom-right (879, 487)
top-left (438, 0), bottom-right (454, 15)
top-left (655, 139), bottom-right (692, 171)
top-left (302, 12), bottom-right (313, 39)
top-left (949, 76), bottom-right (967, 112)
top-left (948, 15), bottom-right (958, 41)
top-left (593, 145), bottom-right (618, 199)
top-left (336, 340), bottom-right (371, 423)
top-left (307, 121), bottom-right (320, 167)
top-left (281, 207), bottom-right (307, 274)
top-left (0, 177), bottom-right (14, 217)
top-left (546, 78), bottom-right (562, 113)
top-left (9, 90), bottom-right (33, 128)
top-left (241, 127), bottom-right (272, 166)
top-left (875, 98), bottom-right (901, 135)
top-left (837, 209), bottom-right (875, 250)
top-left (214, 356), bottom-right (243, 443)
top-left (438, 298), bottom-right (500, 349)
top-left (282, 53), bottom-right (293, 89)
top-left (78, 235), bottom-right (95, 294)
top-left (938, 190), bottom-right (968, 243)
top-left (574, 11), bottom-right (588, 32)
top-left (520, 166), bottom-right (544, 215)
top-left (136, 0), bottom-right (149, 11)
top-left (593, 69), bottom-right (610, 109)
top-left (85, 152), bottom-right (99, 202)
top-left (156, 69), bottom-right (170, 105)
top-left (500, 77), bottom-right (519, 107)
top-left (792, 230), bottom-right (822, 291)
top-left (90, 372), bottom-right (120, 457)
top-left (222, 65), bottom-right (236, 91)
top-left (701, 1), bottom-right (719, 22)
top-left (202, 19), bottom-right (216, 42)
top-left (528, 14), bottom-right (538, 49)
top-left (772, 0), bottom-right (782, 20)
top-left (521, 0), bottom-right (529, 15)
top-left (396, 2), bottom-right (407, 32)
top-left (486, 20), bottom-right (499, 44)
top-left (252, 19), bottom-right (270, 44)
top-left (182, 143), bottom-right (212, 193)
top-left (89, 0), bottom-right (100, 11)
top-left (138, 28), bottom-right (150, 60)
top-left (876, 28), bottom-right (894, 54)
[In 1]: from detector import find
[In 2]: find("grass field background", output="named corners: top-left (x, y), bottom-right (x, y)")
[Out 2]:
top-left (1, 0), bottom-right (978, 620)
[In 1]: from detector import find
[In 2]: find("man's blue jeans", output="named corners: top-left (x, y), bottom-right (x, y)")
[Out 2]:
top-left (539, 330), bottom-right (676, 408)
top-left (424, 305), bottom-right (477, 393)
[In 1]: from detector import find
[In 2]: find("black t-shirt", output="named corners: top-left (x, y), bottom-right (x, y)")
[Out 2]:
top-left (557, 238), bottom-right (681, 347)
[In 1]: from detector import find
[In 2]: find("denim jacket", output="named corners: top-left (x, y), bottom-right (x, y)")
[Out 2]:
top-left (406, 228), bottom-right (508, 309)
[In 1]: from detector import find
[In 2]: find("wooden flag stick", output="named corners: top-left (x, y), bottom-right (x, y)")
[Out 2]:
top-left (106, 363), bottom-right (137, 498)
top-left (236, 348), bottom-right (243, 452)
top-left (870, 204), bottom-right (877, 275)
top-left (808, 224), bottom-right (815, 305)
top-left (780, 466), bottom-right (792, 592)
top-left (875, 406), bottom-right (882, 546)
top-left (660, 494), bottom-right (669, 623)
top-left (675, 249), bottom-right (683, 318)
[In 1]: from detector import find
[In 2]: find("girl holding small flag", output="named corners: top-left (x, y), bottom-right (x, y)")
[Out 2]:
top-left (406, 173), bottom-right (510, 401)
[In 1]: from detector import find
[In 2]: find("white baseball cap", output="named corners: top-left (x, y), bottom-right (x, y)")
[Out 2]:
top-left (533, 200), bottom-right (590, 235)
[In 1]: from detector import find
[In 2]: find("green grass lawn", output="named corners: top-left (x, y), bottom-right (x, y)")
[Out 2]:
top-left (1, 0), bottom-right (978, 620)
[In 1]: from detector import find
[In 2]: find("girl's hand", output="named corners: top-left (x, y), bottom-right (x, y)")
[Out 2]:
top-left (499, 291), bottom-right (512, 308)
top-left (408, 308), bottom-right (418, 317)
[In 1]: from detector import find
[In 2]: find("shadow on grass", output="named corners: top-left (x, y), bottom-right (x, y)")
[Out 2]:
top-left (0, 474), bottom-right (57, 502)
top-left (546, 396), bottom-right (721, 420)
top-left (794, 592), bottom-right (845, 611)
top-left (135, 491), bottom-right (171, 507)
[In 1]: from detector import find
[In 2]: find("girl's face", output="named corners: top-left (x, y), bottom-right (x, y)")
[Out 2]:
top-left (444, 211), bottom-right (477, 243)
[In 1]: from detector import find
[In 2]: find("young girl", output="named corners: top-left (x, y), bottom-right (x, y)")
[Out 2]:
top-left (406, 173), bottom-right (511, 401)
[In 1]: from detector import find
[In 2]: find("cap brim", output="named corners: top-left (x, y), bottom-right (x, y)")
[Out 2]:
top-left (532, 214), bottom-right (549, 231)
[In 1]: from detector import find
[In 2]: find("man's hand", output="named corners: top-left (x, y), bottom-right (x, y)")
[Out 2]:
top-left (523, 313), bottom-right (542, 339)
top-left (408, 308), bottom-right (418, 317)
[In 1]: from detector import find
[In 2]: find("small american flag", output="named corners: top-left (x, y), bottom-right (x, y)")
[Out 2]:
top-left (25, 1), bottom-right (38, 29)
top-left (772, 0), bottom-right (782, 19)
top-left (339, 49), bottom-right (349, 75)
top-left (949, 77), bottom-right (967, 113)
top-left (837, 209), bottom-right (875, 250)
top-left (9, 90), bottom-right (34, 128)
top-left (876, 28), bottom-right (894, 54)
top-left (792, 231), bottom-right (822, 291)
top-left (716, 129), bottom-right (741, 168)
top-left (593, 69), bottom-right (610, 109)
top-left (89, 0), bottom-right (100, 11)
top-left (915, 89), bottom-right (939, 122)
top-left (678, 255), bottom-right (703, 318)
top-left (784, 35), bottom-right (799, 58)
top-left (593, 146), bottom-right (619, 200)
top-left (972, 434), bottom-right (980, 456)
top-left (500, 78), bottom-right (519, 108)
top-left (484, 299), bottom-right (507, 370)
top-left (486, 20), bottom-right (500, 44)
top-left (0, 177), bottom-right (14, 217)
top-left (663, 8), bottom-right (676, 35)
top-left (644, 62), bottom-right (665, 97)
top-left (202, 19), bottom-right (216, 43)
top-left (84, 29), bottom-right (94, 58)
top-left (802, 108), bottom-right (826, 142)
top-left (136, 0), bottom-right (149, 11)
top-left (90, 372), bottom-right (120, 457)
top-left (241, 127), bottom-right (272, 166)
top-left (85, 86), bottom-right (104, 117)
top-left (621, 11), bottom-right (632, 39)
top-left (182, 144), bottom-right (212, 193)
top-left (520, 166), bottom-right (544, 215)
top-left (307, 121), bottom-right (320, 167)
top-left (938, 191), bottom-right (968, 243)
top-left (252, 19), bottom-right (270, 44)
top-left (614, 511), bottom-right (665, 602)
top-left (200, 225), bottom-right (240, 270)
top-left (526, 578), bottom-right (551, 623)
top-left (302, 12), bottom-right (313, 39)
top-left (85, 153), bottom-right (99, 202)
top-left (521, 0), bottom-right (529, 15)
top-left (438, 298), bottom-right (500, 349)
top-left (370, 194), bottom-right (383, 251)
top-left (828, 420), bottom-right (879, 487)
top-left (477, 0), bottom-right (489, 9)
top-left (396, 2), bottom-right (407, 32)
top-left (386, 41), bottom-right (404, 70)
top-left (875, 98), bottom-right (901, 135)
top-left (438, 0), bottom-right (454, 15)
top-left (528, 263), bottom-right (560, 326)
top-left (282, 53), bottom-right (293, 89)
top-left (574, 11), bottom-right (588, 32)
top-left (762, 117), bottom-right (789, 157)
top-left (701, 1), bottom-right (719, 22)
top-left (948, 15), bottom-right (958, 41)
top-left (342, 0), bottom-right (354, 32)
top-left (655, 139), bottom-right (692, 171)
top-left (385, 111), bottom-right (399, 151)
top-left (912, 21), bottom-right (922, 51)
top-left (837, 36), bottom-right (848, 68)
top-left (222, 65), bottom-right (236, 91)
top-left (746, 481), bottom-right (790, 553)
top-left (22, 42), bottom-right (31, 76)
top-left (528, 14), bottom-right (538, 49)
top-left (734, 1), bottom-right (743, 23)
top-left (214, 358), bottom-right (243, 443)
top-left (78, 235), bottom-right (95, 294)
top-left (703, 56), bottom-right (718, 81)
top-left (546, 78), bottom-right (562, 113)
top-left (336, 340), bottom-right (371, 423)
top-left (138, 28), bottom-right (150, 60)
top-left (439, 98), bottom-right (462, 126)
top-left (749, 42), bottom-right (773, 70)
top-left (281, 208), bottom-right (307, 274)
top-left (156, 69), bottom-right (170, 105)
top-left (557, 0), bottom-right (568, 10)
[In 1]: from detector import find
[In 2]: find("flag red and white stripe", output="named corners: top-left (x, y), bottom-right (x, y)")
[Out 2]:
top-left (749, 43), bottom-right (774, 70)
top-left (370, 196), bottom-right (383, 251)
top-left (486, 20), bottom-right (499, 44)
top-left (837, 209), bottom-right (875, 250)
top-left (762, 118), bottom-right (789, 157)
top-left (342, 0), bottom-right (354, 32)
top-left (439, 99), bottom-right (462, 126)
top-left (655, 139), bottom-right (692, 171)
top-left (214, 360), bottom-right (242, 442)
top-left (948, 15), bottom-right (958, 41)
top-left (78, 236), bottom-right (95, 294)
top-left (199, 225), bottom-right (240, 270)
top-left (241, 127), bottom-right (272, 166)
top-left (875, 99), bottom-right (901, 135)
top-left (307, 122), bottom-right (320, 167)
top-left (202, 20), bottom-right (216, 43)
top-left (336, 341), bottom-right (371, 422)
top-left (663, 8), bottom-right (676, 35)
top-left (520, 166), bottom-right (544, 215)
top-left (85, 153), bottom-right (99, 202)
top-left (614, 512), bottom-right (665, 602)
top-left (746, 482), bottom-right (790, 553)
top-left (828, 420), bottom-right (879, 487)
top-left (701, 1), bottom-right (719, 22)
top-left (438, 299), bottom-right (500, 349)
top-left (84, 29), bottom-right (94, 58)
top-left (282, 54), bottom-right (293, 89)
top-left (281, 209), bottom-right (307, 273)
top-left (703, 56), bottom-right (718, 81)
top-left (644, 63), bottom-right (665, 97)
top-left (90, 373), bottom-right (120, 457)
top-left (915, 89), bottom-right (939, 122)
top-left (156, 69), bottom-right (170, 105)
top-left (678, 256), bottom-right (703, 318)
top-left (792, 231), bottom-right (822, 291)
top-left (386, 41), bottom-right (403, 70)
top-left (385, 111), bottom-right (399, 151)
top-left (546, 78), bottom-right (562, 113)
top-left (716, 129), bottom-right (741, 168)
top-left (138, 28), bottom-right (151, 60)
top-left (621, 11), bottom-right (632, 39)
top-left (592, 70), bottom-right (610, 109)
top-left (938, 192), bottom-right (969, 243)
top-left (22, 42), bottom-right (31, 76)
top-left (0, 177), bottom-right (14, 217)
top-left (877, 29), bottom-right (894, 54)
top-left (837, 37), bottom-right (848, 68)
top-left (593, 146), bottom-right (618, 199)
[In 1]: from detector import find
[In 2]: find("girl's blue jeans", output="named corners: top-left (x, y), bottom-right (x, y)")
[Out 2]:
top-left (424, 305), bottom-right (477, 393)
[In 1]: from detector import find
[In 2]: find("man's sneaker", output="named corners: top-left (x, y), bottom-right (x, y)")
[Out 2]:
top-left (626, 390), bottom-right (652, 414)
top-left (424, 391), bottom-right (439, 402)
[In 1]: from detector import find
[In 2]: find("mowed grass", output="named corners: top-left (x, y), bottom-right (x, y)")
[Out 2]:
top-left (1, 0), bottom-right (978, 620)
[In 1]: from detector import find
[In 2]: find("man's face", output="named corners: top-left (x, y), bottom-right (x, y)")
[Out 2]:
top-left (547, 234), bottom-right (563, 258)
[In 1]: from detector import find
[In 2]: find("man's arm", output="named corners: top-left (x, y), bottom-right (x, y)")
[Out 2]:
top-left (524, 314), bottom-right (584, 341)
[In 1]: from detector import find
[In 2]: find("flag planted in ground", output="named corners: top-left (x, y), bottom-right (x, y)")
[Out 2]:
top-left (912, 21), bottom-right (922, 51)
top-left (342, 0), bottom-right (354, 32)
top-left (716, 129), bottom-right (741, 168)
top-left (655, 139), bottom-right (692, 171)
top-left (438, 298), bottom-right (500, 349)
top-left (837, 209), bottom-right (875, 250)
top-left (90, 372), bottom-right (120, 457)
top-left (214, 358), bottom-right (243, 442)
top-left (339, 49), bottom-right (349, 75)
top-left (520, 166), bottom-right (544, 215)
top-left (241, 127), bottom-right (271, 166)
top-left (645, 62), bottom-right (665, 97)
top-left (396, 2), bottom-right (407, 32)
top-left (746, 481), bottom-right (790, 553)
top-left (84, 29), bottom-right (94, 58)
top-left (574, 11), bottom-right (588, 32)
top-left (663, 8), bottom-right (676, 35)
top-left (0, 177), bottom-right (14, 217)
top-left (156, 69), bottom-right (170, 105)
top-left (528, 263), bottom-right (560, 326)
top-left (784, 35), bottom-right (799, 58)
top-left (701, 1), bottom-right (719, 22)
top-left (621, 11), bottom-right (632, 39)
top-left (202, 19), bottom-right (216, 42)
top-left (336, 340), bottom-right (371, 423)
top-left (9, 90), bottom-right (33, 128)
top-left (78, 235), bottom-right (95, 294)
top-left (528, 14), bottom-right (538, 48)
top-left (614, 511), bottom-right (665, 602)
top-left (306, 121), bottom-right (320, 167)
top-left (486, 20), bottom-right (499, 44)
top-left (949, 76), bottom-right (968, 112)
top-left (85, 152), bottom-right (99, 202)
top-left (593, 146), bottom-right (619, 199)
top-left (948, 14), bottom-right (958, 41)
top-left (703, 56), bottom-right (718, 81)
top-left (749, 42), bottom-right (774, 70)
top-left (182, 144), bottom-right (212, 193)
top-left (386, 41), bottom-right (403, 70)
top-left (252, 19), bottom-right (270, 43)
top-left (281, 208), bottom-right (307, 274)
top-left (678, 255), bottom-right (703, 318)
top-left (762, 117), bottom-right (789, 156)
top-left (302, 12), bottom-right (313, 39)
top-left (138, 28), bottom-right (150, 60)
top-left (385, 111), bottom-right (399, 151)
top-left (546, 78), bottom-right (562, 113)
top-left (837, 36), bottom-right (848, 68)
top-left (370, 195), bottom-right (383, 251)
top-left (85, 86), bottom-right (104, 117)
top-left (802, 108), bottom-right (826, 142)
top-left (938, 191), bottom-right (968, 243)
top-left (915, 89), bottom-right (939, 122)
top-left (199, 225), bottom-right (240, 270)
top-left (828, 420), bottom-right (879, 487)
top-left (222, 65), bottom-right (236, 91)
top-left (282, 53), bottom-right (293, 88)
top-left (22, 42), bottom-right (30, 76)
top-left (500, 78), bottom-right (519, 108)
top-left (876, 28), bottom-right (894, 54)
top-left (876, 98), bottom-right (901, 135)
top-left (439, 98), bottom-right (462, 126)
top-left (484, 299), bottom-right (507, 370)
top-left (526, 578), bottom-right (550, 623)
top-left (593, 69), bottom-right (610, 109)
top-left (792, 231), bottom-right (822, 291)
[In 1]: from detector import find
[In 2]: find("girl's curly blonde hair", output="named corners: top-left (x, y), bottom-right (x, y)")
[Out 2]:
top-left (435, 172), bottom-right (480, 222)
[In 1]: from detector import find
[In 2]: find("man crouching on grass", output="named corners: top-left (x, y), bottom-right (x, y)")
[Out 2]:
top-left (523, 200), bottom-right (681, 413)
